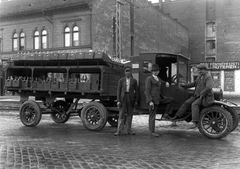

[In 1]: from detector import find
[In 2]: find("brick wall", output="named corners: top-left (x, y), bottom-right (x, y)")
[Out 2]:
top-left (91, 0), bottom-right (189, 58)
top-left (0, 0), bottom-right (189, 59)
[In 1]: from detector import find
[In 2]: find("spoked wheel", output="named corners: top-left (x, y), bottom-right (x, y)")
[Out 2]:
top-left (107, 116), bottom-right (118, 127)
top-left (199, 106), bottom-right (232, 139)
top-left (50, 100), bottom-right (70, 123)
top-left (81, 102), bottom-right (108, 131)
top-left (20, 100), bottom-right (42, 127)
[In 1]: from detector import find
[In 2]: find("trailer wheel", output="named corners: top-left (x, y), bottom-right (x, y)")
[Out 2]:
top-left (199, 106), bottom-right (232, 139)
top-left (81, 102), bottom-right (108, 131)
top-left (107, 116), bottom-right (118, 127)
top-left (224, 107), bottom-right (239, 132)
top-left (50, 100), bottom-right (70, 123)
top-left (20, 100), bottom-right (42, 127)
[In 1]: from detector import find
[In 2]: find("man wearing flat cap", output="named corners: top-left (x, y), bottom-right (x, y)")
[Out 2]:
top-left (114, 65), bottom-right (139, 136)
top-left (172, 64), bottom-right (214, 129)
top-left (145, 64), bottom-right (174, 137)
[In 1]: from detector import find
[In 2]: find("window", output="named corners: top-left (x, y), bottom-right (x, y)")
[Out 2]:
top-left (206, 22), bottom-right (216, 38)
top-left (34, 31), bottom-right (40, 49)
top-left (19, 32), bottom-right (25, 51)
top-left (143, 60), bottom-right (152, 73)
top-left (12, 33), bottom-right (18, 51)
top-left (41, 29), bottom-right (47, 49)
top-left (206, 40), bottom-right (216, 55)
top-left (72, 26), bottom-right (79, 46)
top-left (64, 27), bottom-right (70, 47)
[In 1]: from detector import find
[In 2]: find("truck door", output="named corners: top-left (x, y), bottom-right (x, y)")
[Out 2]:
top-left (138, 53), bottom-right (156, 110)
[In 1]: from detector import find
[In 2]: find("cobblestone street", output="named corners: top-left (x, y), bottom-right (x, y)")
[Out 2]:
top-left (0, 113), bottom-right (240, 169)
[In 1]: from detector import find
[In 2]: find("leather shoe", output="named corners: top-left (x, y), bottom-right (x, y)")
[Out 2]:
top-left (150, 132), bottom-right (159, 137)
top-left (189, 122), bottom-right (198, 129)
top-left (127, 131), bottom-right (136, 135)
top-left (172, 115), bottom-right (179, 120)
top-left (162, 114), bottom-right (170, 120)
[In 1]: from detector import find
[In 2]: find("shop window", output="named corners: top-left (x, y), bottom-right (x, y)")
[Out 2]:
top-left (224, 71), bottom-right (234, 91)
top-left (206, 40), bottom-right (216, 55)
top-left (41, 30), bottom-right (47, 49)
top-left (72, 26), bottom-right (79, 46)
top-left (211, 71), bottom-right (221, 88)
top-left (206, 22), bottom-right (216, 38)
top-left (33, 31), bottom-right (40, 50)
top-left (64, 26), bottom-right (70, 47)
top-left (19, 32), bottom-right (25, 51)
top-left (12, 32), bottom-right (18, 51)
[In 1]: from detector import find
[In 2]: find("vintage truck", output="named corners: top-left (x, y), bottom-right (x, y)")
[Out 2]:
top-left (4, 51), bottom-right (239, 139)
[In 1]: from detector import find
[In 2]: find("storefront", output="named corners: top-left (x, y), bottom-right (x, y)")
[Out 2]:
top-left (191, 62), bottom-right (240, 97)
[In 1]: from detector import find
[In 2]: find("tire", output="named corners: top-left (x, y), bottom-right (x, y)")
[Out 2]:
top-left (107, 116), bottom-right (118, 127)
top-left (224, 106), bottom-right (239, 132)
top-left (20, 100), bottom-right (42, 127)
top-left (199, 106), bottom-right (232, 139)
top-left (81, 102), bottom-right (108, 131)
top-left (50, 100), bottom-right (70, 123)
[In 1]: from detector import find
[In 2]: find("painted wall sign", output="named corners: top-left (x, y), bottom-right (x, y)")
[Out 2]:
top-left (200, 62), bottom-right (240, 70)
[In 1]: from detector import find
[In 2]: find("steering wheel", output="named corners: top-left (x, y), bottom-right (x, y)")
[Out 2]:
top-left (170, 74), bottom-right (177, 84)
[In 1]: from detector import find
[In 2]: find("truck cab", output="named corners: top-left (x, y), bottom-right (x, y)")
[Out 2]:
top-left (132, 52), bottom-right (190, 112)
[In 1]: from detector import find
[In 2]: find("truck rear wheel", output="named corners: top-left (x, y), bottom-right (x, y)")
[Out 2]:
top-left (20, 100), bottom-right (42, 127)
top-left (199, 106), bottom-right (232, 139)
top-left (50, 100), bottom-right (70, 123)
top-left (81, 102), bottom-right (108, 131)
top-left (107, 116), bottom-right (118, 127)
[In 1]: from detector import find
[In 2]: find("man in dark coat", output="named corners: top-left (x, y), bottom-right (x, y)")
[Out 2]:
top-left (114, 65), bottom-right (139, 136)
top-left (145, 64), bottom-right (174, 137)
top-left (172, 64), bottom-right (214, 129)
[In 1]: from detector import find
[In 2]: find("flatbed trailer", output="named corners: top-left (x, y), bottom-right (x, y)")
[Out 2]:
top-left (4, 51), bottom-right (240, 139)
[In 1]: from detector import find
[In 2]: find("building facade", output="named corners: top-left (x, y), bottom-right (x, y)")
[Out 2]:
top-left (162, 0), bottom-right (240, 96)
top-left (0, 0), bottom-right (189, 95)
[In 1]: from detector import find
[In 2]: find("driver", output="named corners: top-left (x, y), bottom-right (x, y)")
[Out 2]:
top-left (172, 64), bottom-right (214, 129)
top-left (145, 64), bottom-right (175, 137)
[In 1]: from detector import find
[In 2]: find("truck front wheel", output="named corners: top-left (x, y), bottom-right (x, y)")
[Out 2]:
top-left (20, 100), bottom-right (42, 127)
top-left (81, 102), bottom-right (108, 131)
top-left (199, 106), bottom-right (232, 139)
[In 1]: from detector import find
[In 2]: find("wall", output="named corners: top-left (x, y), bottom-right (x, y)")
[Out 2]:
top-left (91, 0), bottom-right (189, 58)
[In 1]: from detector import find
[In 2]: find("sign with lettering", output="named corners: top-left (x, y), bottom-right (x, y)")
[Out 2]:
top-left (200, 62), bottom-right (240, 70)
top-left (211, 71), bottom-right (221, 88)
top-left (224, 71), bottom-right (234, 91)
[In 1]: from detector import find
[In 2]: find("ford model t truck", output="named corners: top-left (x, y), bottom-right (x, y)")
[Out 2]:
top-left (4, 51), bottom-right (239, 139)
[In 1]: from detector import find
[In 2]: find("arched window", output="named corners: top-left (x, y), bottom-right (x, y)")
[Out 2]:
top-left (64, 27), bottom-right (70, 47)
top-left (41, 29), bottom-right (47, 49)
top-left (19, 32), bottom-right (25, 51)
top-left (33, 31), bottom-right (40, 49)
top-left (72, 26), bottom-right (79, 46)
top-left (12, 32), bottom-right (18, 51)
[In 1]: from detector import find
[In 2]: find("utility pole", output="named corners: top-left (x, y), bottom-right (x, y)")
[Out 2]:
top-left (130, 0), bottom-right (134, 57)
top-left (115, 0), bottom-right (124, 60)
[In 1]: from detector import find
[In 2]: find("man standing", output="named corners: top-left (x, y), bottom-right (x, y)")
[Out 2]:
top-left (172, 64), bottom-right (214, 129)
top-left (145, 64), bottom-right (174, 137)
top-left (114, 65), bottom-right (139, 136)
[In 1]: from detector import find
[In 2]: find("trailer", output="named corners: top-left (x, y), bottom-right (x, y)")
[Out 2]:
top-left (4, 51), bottom-right (239, 139)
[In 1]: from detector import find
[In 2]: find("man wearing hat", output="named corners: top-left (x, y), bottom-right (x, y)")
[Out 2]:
top-left (114, 65), bottom-right (139, 136)
top-left (172, 64), bottom-right (214, 129)
top-left (145, 64), bottom-right (174, 137)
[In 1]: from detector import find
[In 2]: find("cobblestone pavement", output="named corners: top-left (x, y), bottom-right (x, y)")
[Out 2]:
top-left (0, 112), bottom-right (240, 169)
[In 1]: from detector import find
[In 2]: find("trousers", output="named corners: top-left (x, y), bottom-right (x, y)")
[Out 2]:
top-left (176, 96), bottom-right (202, 122)
top-left (149, 97), bottom-right (174, 132)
